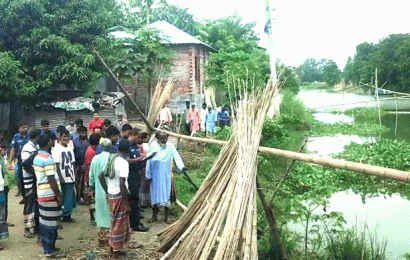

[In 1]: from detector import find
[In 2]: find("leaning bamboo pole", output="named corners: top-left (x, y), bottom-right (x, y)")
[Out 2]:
top-left (156, 129), bottom-right (410, 183)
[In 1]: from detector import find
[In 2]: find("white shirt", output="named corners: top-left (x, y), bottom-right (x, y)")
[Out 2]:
top-left (21, 140), bottom-right (38, 189)
top-left (106, 157), bottom-right (129, 195)
top-left (52, 143), bottom-right (76, 183)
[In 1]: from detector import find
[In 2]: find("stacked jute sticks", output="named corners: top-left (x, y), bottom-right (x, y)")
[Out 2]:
top-left (147, 78), bottom-right (175, 126)
top-left (158, 79), bottom-right (279, 259)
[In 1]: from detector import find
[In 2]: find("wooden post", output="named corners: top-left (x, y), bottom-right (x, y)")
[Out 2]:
top-left (93, 50), bottom-right (154, 132)
top-left (257, 177), bottom-right (288, 260)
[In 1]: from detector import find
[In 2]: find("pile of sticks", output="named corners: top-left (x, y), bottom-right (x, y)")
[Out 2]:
top-left (158, 80), bottom-right (279, 259)
top-left (147, 78), bottom-right (175, 126)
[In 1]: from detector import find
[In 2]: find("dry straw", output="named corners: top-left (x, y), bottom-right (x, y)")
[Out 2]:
top-left (147, 78), bottom-right (175, 126)
top-left (158, 79), bottom-right (279, 259)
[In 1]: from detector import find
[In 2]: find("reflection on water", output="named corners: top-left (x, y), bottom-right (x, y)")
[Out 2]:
top-left (314, 112), bottom-right (354, 124)
top-left (297, 90), bottom-right (410, 259)
top-left (305, 135), bottom-right (375, 157)
top-left (325, 191), bottom-right (410, 260)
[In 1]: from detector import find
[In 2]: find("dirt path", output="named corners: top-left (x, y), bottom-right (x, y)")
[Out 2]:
top-left (1, 186), bottom-right (168, 259)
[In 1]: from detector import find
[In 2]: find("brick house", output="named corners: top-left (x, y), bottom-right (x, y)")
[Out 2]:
top-left (111, 20), bottom-right (215, 115)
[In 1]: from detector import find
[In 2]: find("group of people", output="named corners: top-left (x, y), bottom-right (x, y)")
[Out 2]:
top-left (0, 111), bottom-right (186, 259)
top-left (158, 102), bottom-right (230, 136)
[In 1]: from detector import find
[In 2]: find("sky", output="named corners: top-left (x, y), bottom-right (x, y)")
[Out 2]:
top-left (166, 0), bottom-right (410, 69)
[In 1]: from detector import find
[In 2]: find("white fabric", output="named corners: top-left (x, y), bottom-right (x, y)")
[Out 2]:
top-left (159, 107), bottom-right (173, 123)
top-left (21, 140), bottom-right (38, 189)
top-left (106, 157), bottom-right (129, 195)
top-left (52, 143), bottom-right (76, 183)
top-left (200, 108), bottom-right (208, 132)
top-left (0, 163), bottom-right (4, 191)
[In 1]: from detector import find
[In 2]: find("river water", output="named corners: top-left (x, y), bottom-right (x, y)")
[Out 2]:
top-left (296, 89), bottom-right (410, 259)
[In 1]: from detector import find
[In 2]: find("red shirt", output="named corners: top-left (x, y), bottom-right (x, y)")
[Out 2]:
top-left (88, 119), bottom-right (104, 131)
top-left (84, 145), bottom-right (97, 184)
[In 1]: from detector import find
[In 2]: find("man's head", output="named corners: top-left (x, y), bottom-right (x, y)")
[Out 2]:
top-left (60, 130), bottom-right (71, 147)
top-left (0, 143), bottom-right (8, 156)
top-left (68, 117), bottom-right (75, 126)
top-left (186, 101), bottom-right (190, 109)
top-left (75, 118), bottom-right (83, 131)
top-left (202, 103), bottom-right (207, 109)
top-left (117, 139), bottom-right (130, 156)
top-left (78, 126), bottom-right (88, 139)
top-left (37, 135), bottom-right (52, 151)
top-left (128, 128), bottom-right (141, 144)
top-left (117, 114), bottom-right (124, 122)
top-left (19, 122), bottom-right (29, 135)
top-left (155, 131), bottom-right (168, 145)
top-left (191, 104), bottom-right (196, 110)
top-left (208, 106), bottom-right (212, 111)
top-left (93, 127), bottom-right (102, 137)
top-left (105, 126), bottom-right (120, 144)
top-left (121, 124), bottom-right (132, 139)
top-left (103, 119), bottom-right (111, 131)
top-left (56, 126), bottom-right (66, 139)
top-left (89, 134), bottom-right (101, 147)
top-left (29, 128), bottom-right (42, 142)
top-left (41, 120), bottom-right (50, 131)
top-left (93, 111), bottom-right (100, 121)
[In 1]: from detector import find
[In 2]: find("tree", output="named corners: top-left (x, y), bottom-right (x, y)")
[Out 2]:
top-left (322, 60), bottom-right (341, 86)
top-left (296, 58), bottom-right (321, 83)
top-left (0, 0), bottom-right (125, 103)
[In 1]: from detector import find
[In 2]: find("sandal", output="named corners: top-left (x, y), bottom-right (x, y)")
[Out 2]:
top-left (45, 252), bottom-right (66, 259)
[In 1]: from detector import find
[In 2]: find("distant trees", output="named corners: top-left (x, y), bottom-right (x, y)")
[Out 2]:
top-left (296, 58), bottom-right (341, 86)
top-left (343, 34), bottom-right (410, 92)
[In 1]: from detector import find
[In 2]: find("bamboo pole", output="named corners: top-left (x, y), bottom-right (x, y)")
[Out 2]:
top-left (159, 129), bottom-right (410, 183)
top-left (256, 177), bottom-right (287, 260)
top-left (93, 50), bottom-right (154, 132)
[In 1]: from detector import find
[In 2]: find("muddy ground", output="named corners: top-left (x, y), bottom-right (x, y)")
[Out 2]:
top-left (1, 186), bottom-right (169, 259)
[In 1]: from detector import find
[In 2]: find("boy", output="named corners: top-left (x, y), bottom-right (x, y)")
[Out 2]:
top-left (88, 112), bottom-right (104, 134)
top-left (73, 126), bottom-right (89, 204)
top-left (52, 130), bottom-right (76, 222)
top-left (8, 122), bottom-right (30, 199)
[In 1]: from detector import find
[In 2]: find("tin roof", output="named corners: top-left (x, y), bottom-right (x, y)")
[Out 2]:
top-left (110, 20), bottom-right (215, 51)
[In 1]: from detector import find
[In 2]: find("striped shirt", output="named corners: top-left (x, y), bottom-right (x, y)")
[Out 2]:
top-left (33, 151), bottom-right (60, 202)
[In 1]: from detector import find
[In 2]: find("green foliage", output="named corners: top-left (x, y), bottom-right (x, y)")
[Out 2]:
top-left (106, 28), bottom-right (171, 82)
top-left (344, 34), bottom-right (410, 92)
top-left (324, 225), bottom-right (388, 260)
top-left (309, 121), bottom-right (388, 137)
top-left (0, 0), bottom-right (125, 103)
top-left (280, 90), bottom-right (314, 127)
top-left (323, 60), bottom-right (341, 86)
top-left (277, 63), bottom-right (301, 95)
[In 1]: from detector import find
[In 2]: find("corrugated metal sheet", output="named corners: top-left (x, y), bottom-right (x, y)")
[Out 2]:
top-left (34, 108), bottom-right (117, 130)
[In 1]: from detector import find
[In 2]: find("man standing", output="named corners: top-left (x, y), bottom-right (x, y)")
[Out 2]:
top-left (146, 131), bottom-right (185, 223)
top-left (21, 129), bottom-right (41, 238)
top-left (33, 135), bottom-right (64, 258)
top-left (200, 103), bottom-right (208, 133)
top-left (52, 130), bottom-right (76, 222)
top-left (40, 120), bottom-right (57, 141)
top-left (114, 124), bottom-right (132, 149)
top-left (66, 117), bottom-right (76, 137)
top-left (128, 129), bottom-right (149, 232)
top-left (84, 135), bottom-right (100, 223)
top-left (205, 107), bottom-right (218, 134)
top-left (73, 126), bottom-right (89, 204)
top-left (0, 145), bottom-right (9, 250)
top-left (115, 114), bottom-right (128, 131)
top-left (88, 138), bottom-right (112, 248)
top-left (72, 118), bottom-right (84, 140)
top-left (88, 111), bottom-right (104, 134)
top-left (188, 104), bottom-right (200, 135)
top-left (8, 122), bottom-right (30, 200)
top-left (102, 140), bottom-right (132, 258)
top-left (158, 105), bottom-right (173, 128)
top-left (96, 126), bottom-right (120, 155)
top-left (217, 106), bottom-right (230, 128)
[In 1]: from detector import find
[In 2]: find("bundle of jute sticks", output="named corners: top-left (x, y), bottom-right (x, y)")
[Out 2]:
top-left (158, 79), bottom-right (279, 259)
top-left (147, 78), bottom-right (175, 126)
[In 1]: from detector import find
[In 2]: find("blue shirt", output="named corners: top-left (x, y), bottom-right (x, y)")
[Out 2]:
top-left (129, 143), bottom-right (144, 172)
top-left (73, 137), bottom-right (89, 167)
top-left (10, 133), bottom-right (30, 157)
top-left (95, 144), bottom-right (117, 155)
top-left (40, 129), bottom-right (57, 140)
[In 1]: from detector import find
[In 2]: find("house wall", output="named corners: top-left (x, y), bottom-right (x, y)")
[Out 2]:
top-left (123, 44), bottom-right (211, 116)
